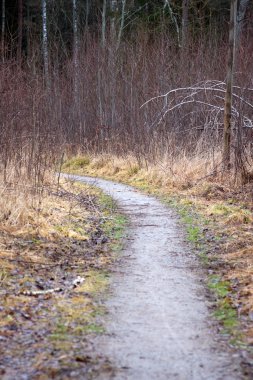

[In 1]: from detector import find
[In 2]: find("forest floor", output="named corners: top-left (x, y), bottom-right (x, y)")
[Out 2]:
top-left (63, 154), bottom-right (253, 376)
top-left (0, 179), bottom-right (126, 379)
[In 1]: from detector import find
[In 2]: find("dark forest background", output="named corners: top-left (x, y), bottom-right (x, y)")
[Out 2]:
top-left (1, 1), bottom-right (253, 186)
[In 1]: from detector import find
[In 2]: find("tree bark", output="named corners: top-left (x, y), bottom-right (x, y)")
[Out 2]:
top-left (117, 0), bottom-right (126, 50)
top-left (42, 0), bottom-right (50, 88)
top-left (1, 0), bottom-right (5, 61)
top-left (237, 0), bottom-right (250, 42)
top-left (18, 0), bottom-right (23, 64)
top-left (110, 0), bottom-right (118, 40)
top-left (181, 0), bottom-right (189, 50)
top-left (102, 0), bottom-right (107, 47)
top-left (73, 0), bottom-right (79, 104)
top-left (85, 0), bottom-right (90, 35)
top-left (164, 0), bottom-right (180, 47)
top-left (223, 0), bottom-right (238, 170)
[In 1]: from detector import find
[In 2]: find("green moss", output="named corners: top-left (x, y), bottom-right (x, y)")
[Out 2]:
top-left (208, 275), bottom-right (239, 338)
top-left (99, 192), bottom-right (117, 213)
top-left (208, 276), bottom-right (231, 297)
top-left (31, 237), bottom-right (42, 244)
top-left (208, 203), bottom-right (252, 223)
top-left (169, 202), bottom-right (204, 246)
top-left (76, 270), bottom-right (109, 295)
top-left (95, 189), bottom-right (127, 253)
top-left (74, 323), bottom-right (105, 334)
top-left (63, 156), bottom-right (90, 170)
top-left (50, 271), bottom-right (109, 344)
top-left (50, 322), bottom-right (69, 341)
top-left (186, 225), bottom-right (200, 243)
top-left (209, 204), bottom-right (231, 216)
top-left (198, 251), bottom-right (209, 265)
top-left (127, 165), bottom-right (140, 176)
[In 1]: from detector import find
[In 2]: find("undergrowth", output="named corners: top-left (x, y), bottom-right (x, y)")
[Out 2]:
top-left (0, 175), bottom-right (127, 377)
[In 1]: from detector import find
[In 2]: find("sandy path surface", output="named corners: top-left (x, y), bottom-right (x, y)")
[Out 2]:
top-left (68, 175), bottom-right (242, 380)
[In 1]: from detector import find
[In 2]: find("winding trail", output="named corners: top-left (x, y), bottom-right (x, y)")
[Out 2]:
top-left (69, 175), bottom-right (242, 380)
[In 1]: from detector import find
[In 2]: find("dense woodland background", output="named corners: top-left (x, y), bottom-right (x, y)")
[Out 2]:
top-left (1, 0), bottom-right (253, 187)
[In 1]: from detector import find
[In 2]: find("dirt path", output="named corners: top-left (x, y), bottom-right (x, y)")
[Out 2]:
top-left (68, 175), bottom-right (243, 380)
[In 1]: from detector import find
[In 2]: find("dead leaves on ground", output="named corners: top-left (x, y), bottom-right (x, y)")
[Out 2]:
top-left (0, 182), bottom-right (114, 378)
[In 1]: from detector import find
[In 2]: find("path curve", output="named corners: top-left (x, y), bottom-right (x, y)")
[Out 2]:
top-left (68, 175), bottom-right (242, 380)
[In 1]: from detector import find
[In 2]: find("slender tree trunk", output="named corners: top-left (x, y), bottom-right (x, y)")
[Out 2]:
top-left (109, 0), bottom-right (118, 129)
top-left (42, 0), bottom-right (50, 88)
top-left (98, 0), bottom-right (107, 129)
top-left (237, 0), bottom-right (250, 42)
top-left (110, 0), bottom-right (118, 40)
top-left (17, 0), bottom-right (23, 64)
top-left (181, 0), bottom-right (189, 49)
top-left (164, 0), bottom-right (180, 47)
top-left (102, 0), bottom-right (107, 47)
top-left (26, 3), bottom-right (31, 62)
top-left (1, 0), bottom-right (5, 61)
top-left (85, 0), bottom-right (90, 35)
top-left (73, 0), bottom-right (79, 105)
top-left (223, 0), bottom-right (238, 170)
top-left (117, 0), bottom-right (126, 50)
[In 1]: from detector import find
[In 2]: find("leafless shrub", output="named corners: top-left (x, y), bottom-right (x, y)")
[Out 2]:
top-left (1, 27), bottom-right (253, 187)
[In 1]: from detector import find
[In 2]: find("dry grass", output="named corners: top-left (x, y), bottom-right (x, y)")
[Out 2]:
top-left (0, 178), bottom-right (100, 262)
top-left (0, 170), bottom-right (121, 376)
top-left (0, 183), bottom-right (41, 228)
top-left (0, 164), bottom-right (54, 229)
top-left (67, 152), bottom-right (217, 190)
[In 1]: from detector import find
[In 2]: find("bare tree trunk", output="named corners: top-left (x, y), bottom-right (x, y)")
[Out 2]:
top-left (73, 0), bottom-right (79, 105)
top-left (26, 2), bottom-right (32, 64)
top-left (110, 0), bottom-right (118, 40)
top-left (164, 0), bottom-right (180, 47)
top-left (237, 0), bottom-right (250, 42)
top-left (42, 0), bottom-right (50, 88)
top-left (85, 0), bottom-right (90, 35)
top-left (102, 0), bottom-right (107, 47)
top-left (109, 0), bottom-right (118, 130)
top-left (18, 0), bottom-right (23, 64)
top-left (223, 0), bottom-right (238, 170)
top-left (117, 0), bottom-right (126, 50)
top-left (1, 0), bottom-right (5, 61)
top-left (181, 0), bottom-right (189, 49)
top-left (98, 0), bottom-right (107, 130)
